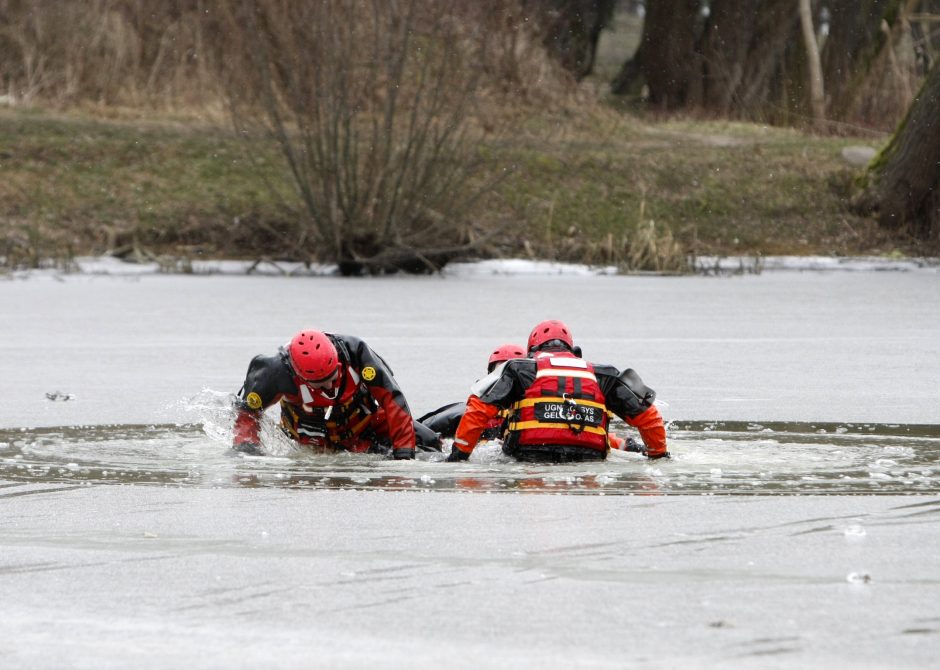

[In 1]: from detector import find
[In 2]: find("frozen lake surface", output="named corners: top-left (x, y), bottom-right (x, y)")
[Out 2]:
top-left (2, 260), bottom-right (939, 667)
top-left (4, 487), bottom-right (938, 669)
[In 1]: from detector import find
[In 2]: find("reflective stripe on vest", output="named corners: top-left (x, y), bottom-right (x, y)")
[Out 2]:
top-left (507, 420), bottom-right (607, 437)
top-left (534, 368), bottom-right (597, 382)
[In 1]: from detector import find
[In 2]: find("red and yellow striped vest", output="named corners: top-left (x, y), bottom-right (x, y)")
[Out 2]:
top-left (508, 352), bottom-right (609, 452)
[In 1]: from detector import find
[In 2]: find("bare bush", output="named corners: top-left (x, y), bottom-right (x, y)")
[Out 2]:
top-left (220, 0), bottom-right (521, 273)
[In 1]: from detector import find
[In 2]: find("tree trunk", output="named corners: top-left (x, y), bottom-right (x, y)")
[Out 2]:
top-left (852, 60), bottom-right (940, 241)
top-left (539, 0), bottom-right (617, 80)
top-left (697, 0), bottom-right (799, 116)
top-left (640, 0), bottom-right (701, 109)
top-left (697, 0), bottom-right (756, 113)
top-left (613, 0), bottom-right (802, 118)
top-left (799, 0), bottom-right (826, 129)
top-left (739, 1), bottom-right (803, 120)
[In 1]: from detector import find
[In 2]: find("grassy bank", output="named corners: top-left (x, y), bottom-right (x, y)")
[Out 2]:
top-left (0, 106), bottom-right (920, 272)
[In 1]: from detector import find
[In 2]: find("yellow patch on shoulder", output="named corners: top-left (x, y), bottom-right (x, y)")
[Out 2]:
top-left (246, 392), bottom-right (263, 410)
top-left (361, 366), bottom-right (377, 382)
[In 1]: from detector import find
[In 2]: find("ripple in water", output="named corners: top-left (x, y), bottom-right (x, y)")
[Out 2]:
top-left (1, 419), bottom-right (938, 495)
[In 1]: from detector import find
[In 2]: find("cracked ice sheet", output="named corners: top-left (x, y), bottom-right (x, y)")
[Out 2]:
top-left (1, 485), bottom-right (938, 669)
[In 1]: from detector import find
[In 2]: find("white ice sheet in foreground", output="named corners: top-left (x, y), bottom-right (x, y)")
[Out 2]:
top-left (2, 485), bottom-right (937, 670)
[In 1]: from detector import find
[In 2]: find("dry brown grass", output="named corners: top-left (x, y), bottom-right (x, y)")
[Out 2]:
top-left (0, 1), bottom-right (586, 118)
top-left (0, 1), bottom-right (223, 109)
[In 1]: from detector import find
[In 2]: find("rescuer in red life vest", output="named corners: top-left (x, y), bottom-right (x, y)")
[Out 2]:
top-left (421, 341), bottom-right (646, 455)
top-left (445, 320), bottom-right (670, 463)
top-left (232, 330), bottom-right (439, 459)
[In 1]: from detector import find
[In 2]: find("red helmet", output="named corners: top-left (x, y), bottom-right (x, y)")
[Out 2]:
top-left (527, 319), bottom-right (573, 353)
top-left (487, 343), bottom-right (526, 372)
top-left (288, 330), bottom-right (339, 382)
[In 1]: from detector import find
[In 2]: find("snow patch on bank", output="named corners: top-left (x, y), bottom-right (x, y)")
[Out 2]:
top-left (694, 255), bottom-right (940, 273)
top-left (443, 259), bottom-right (619, 276)
top-left (3, 254), bottom-right (938, 279)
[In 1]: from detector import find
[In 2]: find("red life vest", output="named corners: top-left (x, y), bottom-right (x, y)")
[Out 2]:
top-left (279, 365), bottom-right (377, 450)
top-left (508, 351), bottom-right (609, 452)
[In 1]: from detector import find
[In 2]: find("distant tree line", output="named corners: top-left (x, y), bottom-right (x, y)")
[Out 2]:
top-left (536, 0), bottom-right (940, 243)
top-left (540, 0), bottom-right (940, 128)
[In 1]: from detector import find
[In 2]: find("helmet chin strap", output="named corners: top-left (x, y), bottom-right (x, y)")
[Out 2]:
top-left (317, 383), bottom-right (341, 401)
top-left (299, 382), bottom-right (339, 416)
top-left (300, 381), bottom-right (340, 402)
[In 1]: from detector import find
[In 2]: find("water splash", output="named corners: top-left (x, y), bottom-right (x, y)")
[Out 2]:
top-left (1, 420), bottom-right (938, 495)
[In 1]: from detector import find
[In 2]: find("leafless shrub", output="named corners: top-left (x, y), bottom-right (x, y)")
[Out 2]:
top-left (219, 0), bottom-right (524, 273)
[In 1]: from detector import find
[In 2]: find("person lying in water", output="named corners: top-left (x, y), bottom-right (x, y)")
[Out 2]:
top-left (232, 329), bottom-right (440, 458)
top-left (418, 342), bottom-right (528, 440)
top-left (445, 320), bottom-right (670, 463)
top-left (419, 340), bottom-right (651, 456)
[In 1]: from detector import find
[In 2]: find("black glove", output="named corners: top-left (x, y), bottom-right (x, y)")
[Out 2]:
top-left (232, 442), bottom-right (263, 456)
top-left (392, 448), bottom-right (415, 460)
top-left (623, 437), bottom-right (648, 455)
top-left (647, 450), bottom-right (671, 460)
top-left (445, 447), bottom-right (470, 462)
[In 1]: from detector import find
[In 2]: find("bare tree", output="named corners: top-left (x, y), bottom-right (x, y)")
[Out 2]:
top-left (613, 0), bottom-right (800, 115)
top-left (215, 0), bottom-right (503, 273)
top-left (799, 0), bottom-right (826, 129)
top-left (852, 60), bottom-right (940, 242)
top-left (695, 0), bottom-right (798, 117)
top-left (611, 0), bottom-right (921, 128)
top-left (613, 0), bottom-right (701, 108)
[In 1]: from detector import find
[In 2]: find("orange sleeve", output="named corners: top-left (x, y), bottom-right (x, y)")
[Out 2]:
top-left (453, 395), bottom-right (501, 455)
top-left (623, 404), bottom-right (667, 457)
